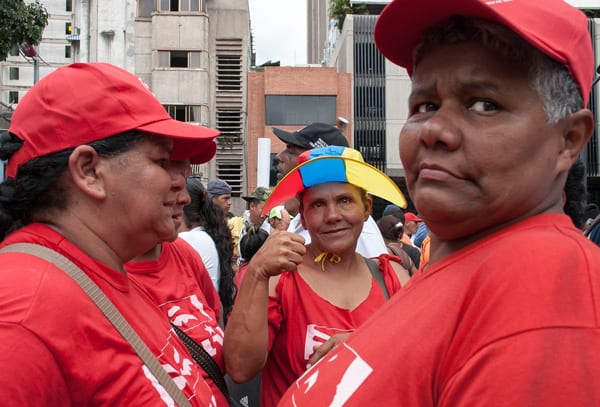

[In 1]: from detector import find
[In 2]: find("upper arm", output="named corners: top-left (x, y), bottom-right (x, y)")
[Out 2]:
top-left (440, 329), bottom-right (600, 406)
top-left (0, 323), bottom-right (69, 405)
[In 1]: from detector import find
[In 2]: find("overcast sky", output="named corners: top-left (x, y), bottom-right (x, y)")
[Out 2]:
top-left (248, 0), bottom-right (308, 66)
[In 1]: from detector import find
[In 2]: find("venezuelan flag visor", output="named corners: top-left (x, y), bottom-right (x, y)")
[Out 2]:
top-left (262, 146), bottom-right (407, 216)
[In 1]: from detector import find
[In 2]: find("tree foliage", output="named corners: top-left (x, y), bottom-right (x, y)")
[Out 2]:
top-left (329, 0), bottom-right (368, 32)
top-left (0, 0), bottom-right (49, 61)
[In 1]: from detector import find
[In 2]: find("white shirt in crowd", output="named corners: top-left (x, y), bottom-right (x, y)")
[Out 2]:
top-left (179, 227), bottom-right (220, 290)
top-left (287, 214), bottom-right (388, 258)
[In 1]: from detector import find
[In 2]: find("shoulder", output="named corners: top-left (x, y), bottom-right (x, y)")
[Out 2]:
top-left (178, 230), bottom-right (217, 255)
top-left (228, 216), bottom-right (244, 231)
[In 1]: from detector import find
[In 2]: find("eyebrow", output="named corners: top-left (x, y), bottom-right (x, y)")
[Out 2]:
top-left (409, 79), bottom-right (503, 101)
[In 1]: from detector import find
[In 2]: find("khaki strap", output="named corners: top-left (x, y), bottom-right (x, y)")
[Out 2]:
top-left (0, 243), bottom-right (192, 407)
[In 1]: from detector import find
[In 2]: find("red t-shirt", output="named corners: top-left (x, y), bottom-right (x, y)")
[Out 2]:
top-left (0, 224), bottom-right (219, 406)
top-left (261, 256), bottom-right (402, 406)
top-left (126, 238), bottom-right (226, 405)
top-left (280, 214), bottom-right (600, 406)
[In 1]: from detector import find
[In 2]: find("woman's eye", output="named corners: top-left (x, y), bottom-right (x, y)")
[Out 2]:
top-left (469, 100), bottom-right (498, 112)
top-left (414, 102), bottom-right (438, 114)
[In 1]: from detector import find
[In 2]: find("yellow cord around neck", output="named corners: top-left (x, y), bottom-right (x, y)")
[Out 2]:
top-left (313, 251), bottom-right (342, 272)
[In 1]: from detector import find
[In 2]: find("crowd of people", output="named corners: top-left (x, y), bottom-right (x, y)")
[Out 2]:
top-left (1, 0), bottom-right (600, 405)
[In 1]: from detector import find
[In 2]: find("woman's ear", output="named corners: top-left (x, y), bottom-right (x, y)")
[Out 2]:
top-left (558, 109), bottom-right (594, 171)
top-left (68, 145), bottom-right (107, 200)
top-left (364, 195), bottom-right (373, 221)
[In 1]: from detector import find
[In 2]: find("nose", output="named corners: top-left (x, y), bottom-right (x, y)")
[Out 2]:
top-left (416, 108), bottom-right (462, 151)
top-left (275, 150), bottom-right (286, 164)
top-left (323, 203), bottom-right (342, 223)
top-left (177, 188), bottom-right (191, 207)
top-left (170, 170), bottom-right (186, 192)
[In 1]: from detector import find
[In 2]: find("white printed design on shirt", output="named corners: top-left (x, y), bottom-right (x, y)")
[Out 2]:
top-left (166, 294), bottom-right (224, 357)
top-left (304, 324), bottom-right (353, 366)
top-left (291, 342), bottom-right (373, 406)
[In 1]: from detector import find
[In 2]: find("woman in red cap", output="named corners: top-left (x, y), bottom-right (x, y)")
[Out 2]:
top-left (0, 63), bottom-right (222, 405)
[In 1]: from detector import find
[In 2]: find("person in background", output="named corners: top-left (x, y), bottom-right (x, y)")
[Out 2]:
top-left (180, 177), bottom-right (221, 289)
top-left (376, 215), bottom-right (417, 276)
top-left (280, 0), bottom-right (600, 404)
top-left (207, 178), bottom-right (233, 217)
top-left (224, 146), bottom-right (409, 406)
top-left (404, 212), bottom-right (422, 243)
top-left (563, 159), bottom-right (587, 230)
top-left (0, 62), bottom-right (221, 404)
top-left (206, 177), bottom-right (244, 271)
top-left (412, 221), bottom-right (429, 249)
top-left (583, 203), bottom-right (599, 231)
top-left (267, 205), bottom-right (292, 233)
top-left (235, 224), bottom-right (270, 291)
top-left (126, 160), bottom-right (228, 404)
top-left (238, 187), bottom-right (272, 256)
top-left (273, 122), bottom-right (391, 258)
top-left (180, 176), bottom-right (236, 321)
top-left (381, 204), bottom-right (421, 268)
top-left (241, 187), bottom-right (271, 227)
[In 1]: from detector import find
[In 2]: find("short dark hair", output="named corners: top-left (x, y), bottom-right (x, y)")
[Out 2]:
top-left (0, 131), bottom-right (145, 241)
top-left (240, 224), bottom-right (269, 261)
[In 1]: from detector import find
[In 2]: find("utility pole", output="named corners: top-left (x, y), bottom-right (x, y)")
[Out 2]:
top-left (33, 0), bottom-right (40, 83)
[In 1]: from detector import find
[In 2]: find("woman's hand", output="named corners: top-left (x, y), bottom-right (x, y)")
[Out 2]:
top-left (249, 230), bottom-right (306, 279)
top-left (308, 332), bottom-right (351, 368)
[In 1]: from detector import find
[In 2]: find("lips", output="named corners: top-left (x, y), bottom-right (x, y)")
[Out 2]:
top-left (322, 227), bottom-right (348, 236)
top-left (417, 162), bottom-right (463, 182)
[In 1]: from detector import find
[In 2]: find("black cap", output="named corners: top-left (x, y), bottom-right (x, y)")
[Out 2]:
top-left (272, 122), bottom-right (349, 149)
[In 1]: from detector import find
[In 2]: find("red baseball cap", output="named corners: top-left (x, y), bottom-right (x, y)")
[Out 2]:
top-left (374, 0), bottom-right (594, 106)
top-left (6, 62), bottom-right (219, 178)
top-left (405, 212), bottom-right (422, 223)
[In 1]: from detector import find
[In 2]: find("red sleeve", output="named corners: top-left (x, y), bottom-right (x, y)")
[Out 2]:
top-left (376, 254), bottom-right (403, 297)
top-left (440, 329), bottom-right (600, 406)
top-left (0, 323), bottom-right (70, 405)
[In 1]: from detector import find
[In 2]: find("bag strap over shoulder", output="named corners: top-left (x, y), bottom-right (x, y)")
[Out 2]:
top-left (171, 323), bottom-right (230, 400)
top-left (365, 257), bottom-right (389, 300)
top-left (0, 243), bottom-right (192, 407)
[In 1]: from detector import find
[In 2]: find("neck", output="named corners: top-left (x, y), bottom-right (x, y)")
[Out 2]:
top-left (45, 217), bottom-right (126, 272)
top-left (131, 244), bottom-right (162, 262)
top-left (307, 244), bottom-right (359, 273)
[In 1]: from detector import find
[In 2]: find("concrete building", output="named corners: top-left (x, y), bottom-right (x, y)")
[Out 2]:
top-left (1, 0), bottom-right (74, 124)
top-left (307, 0), bottom-right (329, 65)
top-left (246, 65), bottom-right (351, 191)
top-left (0, 0), bottom-right (251, 211)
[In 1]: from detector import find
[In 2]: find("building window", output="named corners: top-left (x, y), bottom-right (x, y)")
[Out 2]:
top-left (265, 95), bottom-right (336, 126)
top-left (65, 45), bottom-right (72, 58)
top-left (66, 0), bottom-right (72, 11)
top-left (157, 51), bottom-right (202, 68)
top-left (66, 22), bottom-right (72, 35)
top-left (8, 91), bottom-right (19, 104)
top-left (214, 38), bottom-right (244, 196)
top-left (164, 105), bottom-right (201, 122)
top-left (8, 67), bottom-right (19, 80)
top-left (216, 54), bottom-right (242, 91)
top-left (138, 0), bottom-right (156, 17)
top-left (159, 0), bottom-right (202, 12)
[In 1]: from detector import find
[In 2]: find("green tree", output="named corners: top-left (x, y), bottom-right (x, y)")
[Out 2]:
top-left (0, 0), bottom-right (48, 61)
top-left (329, 0), bottom-right (368, 32)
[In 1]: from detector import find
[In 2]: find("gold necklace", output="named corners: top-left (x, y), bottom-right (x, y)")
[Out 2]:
top-left (311, 250), bottom-right (342, 272)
